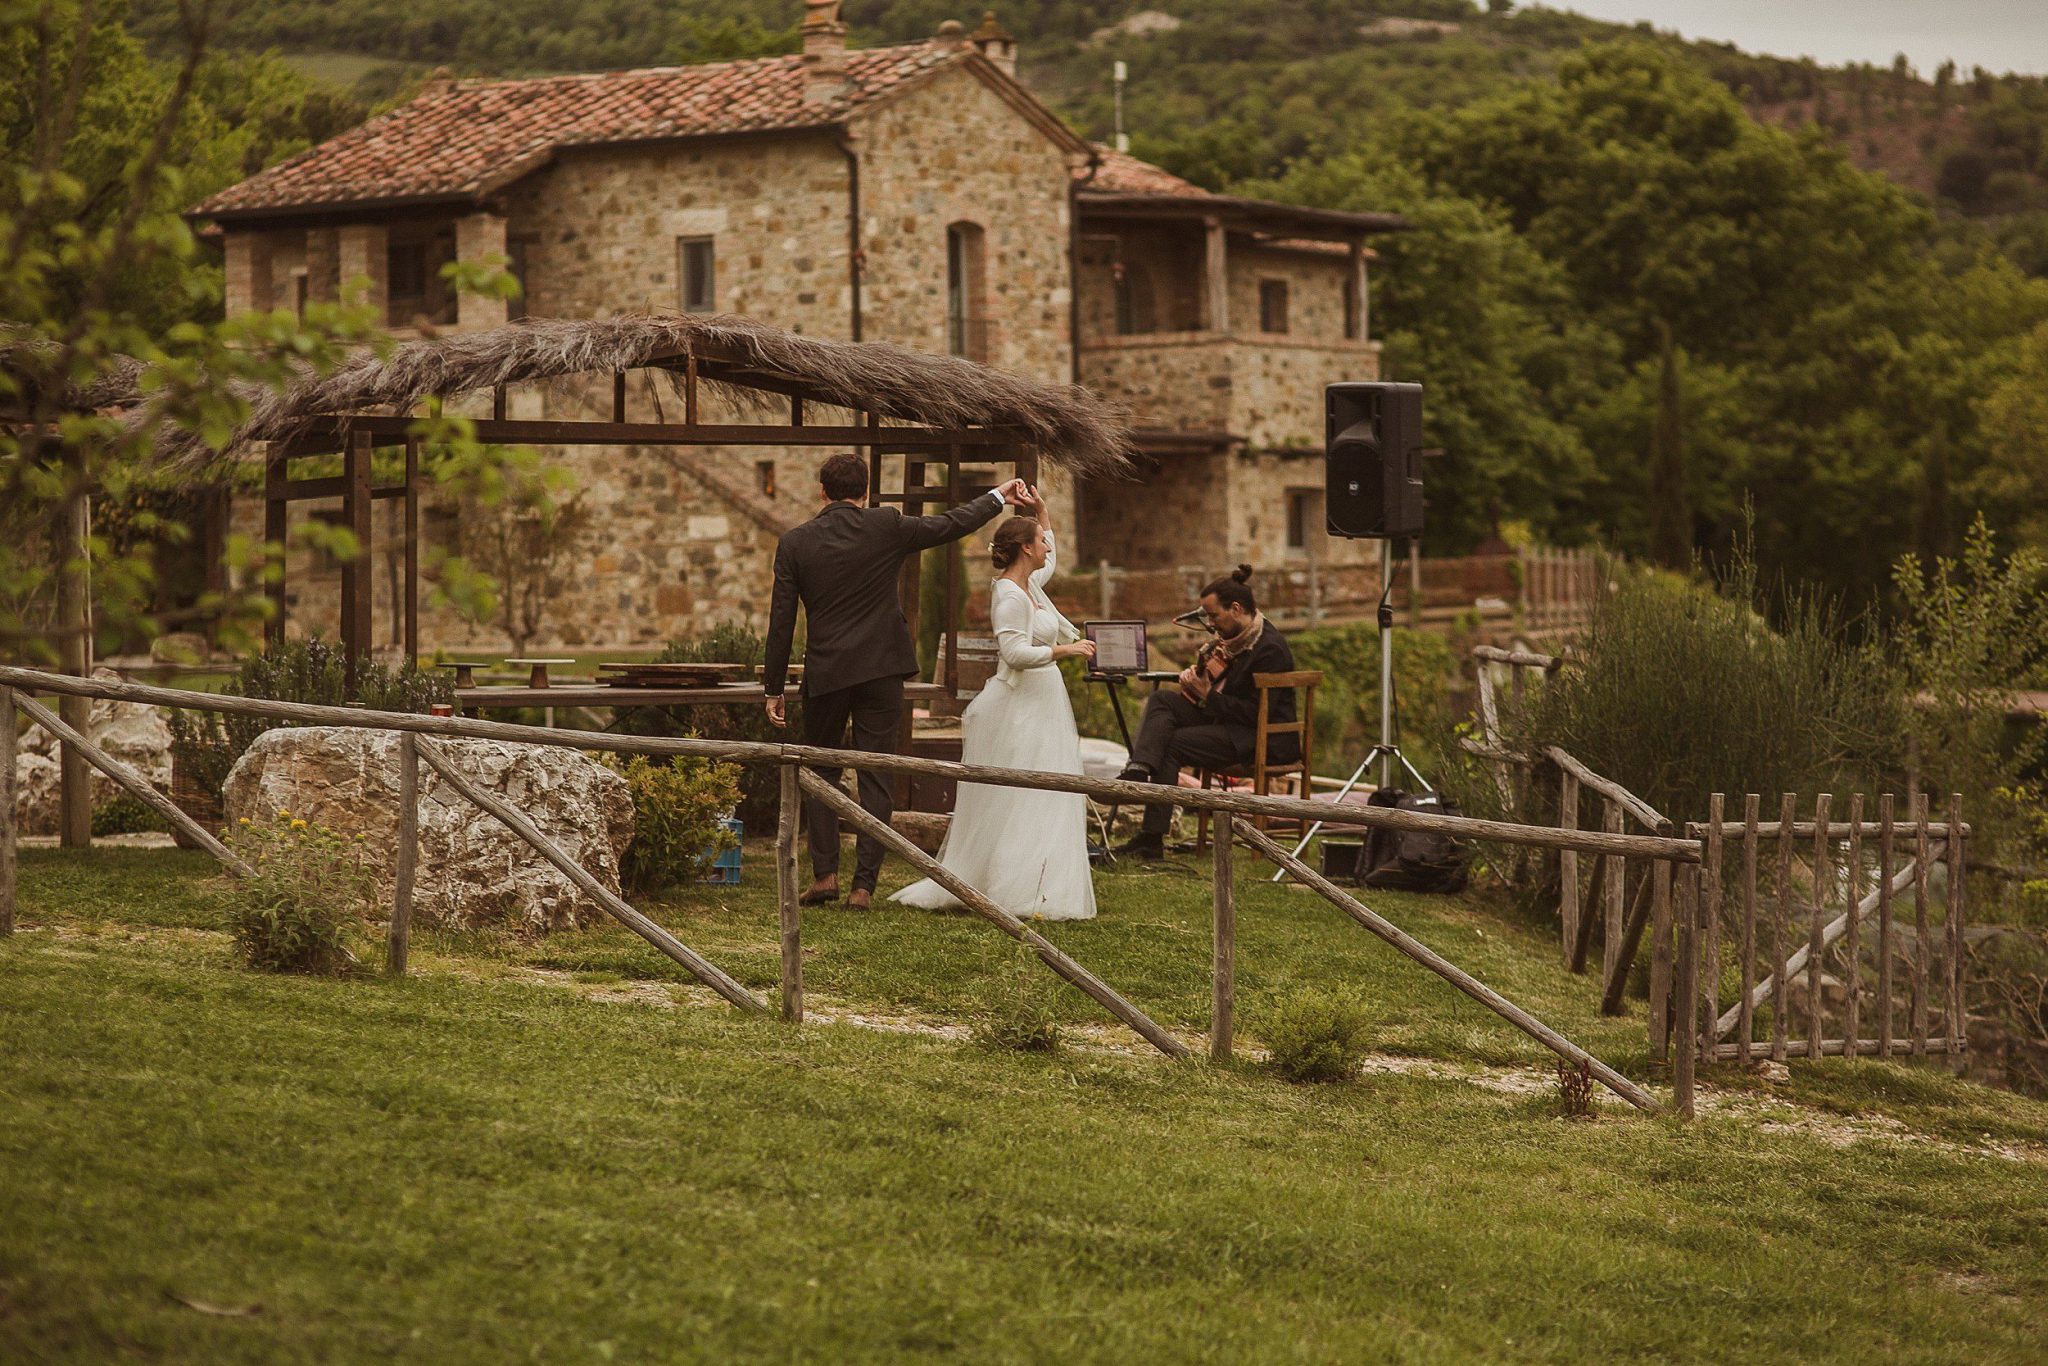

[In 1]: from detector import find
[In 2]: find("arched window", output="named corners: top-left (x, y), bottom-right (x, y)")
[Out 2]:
top-left (946, 221), bottom-right (988, 362)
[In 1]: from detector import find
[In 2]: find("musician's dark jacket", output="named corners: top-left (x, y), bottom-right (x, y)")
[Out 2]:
top-left (1201, 621), bottom-right (1301, 764)
top-left (762, 492), bottom-right (1004, 699)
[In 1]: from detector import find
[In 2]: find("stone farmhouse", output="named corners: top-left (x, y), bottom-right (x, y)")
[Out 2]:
top-left (190, 7), bottom-right (1402, 653)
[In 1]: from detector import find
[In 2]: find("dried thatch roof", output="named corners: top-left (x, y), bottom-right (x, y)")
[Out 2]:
top-left (156, 313), bottom-right (1133, 477)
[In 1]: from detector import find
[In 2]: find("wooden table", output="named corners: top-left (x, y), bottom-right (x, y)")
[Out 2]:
top-left (455, 682), bottom-right (949, 712)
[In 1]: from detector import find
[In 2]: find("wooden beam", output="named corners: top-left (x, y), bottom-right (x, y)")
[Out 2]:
top-left (1203, 216), bottom-right (1229, 333)
top-left (56, 486), bottom-right (91, 848)
top-left (340, 430), bottom-right (374, 682)
top-left (1213, 811), bottom-right (1236, 1062)
top-left (800, 768), bottom-right (1190, 1060)
top-left (11, 694), bottom-right (254, 878)
top-left (1, 687), bottom-right (14, 935)
top-left (0, 667), bottom-right (1706, 862)
top-left (1237, 822), bottom-right (1658, 1113)
top-left (388, 732), bottom-right (418, 976)
top-left (403, 439), bottom-right (420, 665)
top-left (291, 416), bottom-right (1022, 449)
top-left (416, 737), bottom-right (765, 1014)
top-left (777, 764), bottom-right (803, 1024)
top-left (264, 449), bottom-right (287, 646)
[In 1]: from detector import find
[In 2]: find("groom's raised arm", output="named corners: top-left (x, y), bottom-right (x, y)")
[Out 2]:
top-left (898, 487), bottom-right (1007, 553)
top-left (762, 538), bottom-right (800, 699)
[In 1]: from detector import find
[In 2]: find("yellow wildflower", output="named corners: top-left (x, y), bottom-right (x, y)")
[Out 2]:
top-left (290, 819), bottom-right (308, 831)
top-left (276, 808), bottom-right (291, 819)
top-left (238, 817), bottom-right (251, 826)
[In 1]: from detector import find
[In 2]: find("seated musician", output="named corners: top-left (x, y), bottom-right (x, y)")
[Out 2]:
top-left (1116, 565), bottom-right (1299, 860)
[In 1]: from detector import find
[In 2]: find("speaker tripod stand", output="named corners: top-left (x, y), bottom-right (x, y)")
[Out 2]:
top-left (1271, 540), bottom-right (1433, 881)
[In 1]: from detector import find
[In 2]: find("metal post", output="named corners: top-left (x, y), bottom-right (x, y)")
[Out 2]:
top-left (1378, 540), bottom-right (1395, 791)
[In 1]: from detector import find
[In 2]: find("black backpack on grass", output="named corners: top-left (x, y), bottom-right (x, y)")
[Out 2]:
top-left (1356, 788), bottom-right (1469, 894)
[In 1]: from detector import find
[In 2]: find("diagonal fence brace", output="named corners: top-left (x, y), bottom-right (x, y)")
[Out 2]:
top-left (1235, 821), bottom-right (1660, 1113)
top-left (415, 738), bottom-right (766, 1014)
top-left (796, 768), bottom-right (1190, 1060)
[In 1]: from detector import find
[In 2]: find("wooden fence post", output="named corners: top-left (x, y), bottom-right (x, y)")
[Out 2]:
top-left (1772, 792), bottom-right (1795, 1062)
top-left (1, 686), bottom-right (14, 936)
top-left (1702, 793), bottom-right (1724, 1057)
top-left (10, 693), bottom-right (255, 878)
top-left (1674, 864), bottom-right (1698, 1119)
top-left (778, 763), bottom-right (803, 1023)
top-left (1947, 792), bottom-right (1965, 1054)
top-left (387, 732), bottom-right (418, 976)
top-left (1912, 792), bottom-right (1931, 1057)
top-left (1877, 794), bottom-right (1895, 1056)
top-left (1649, 857), bottom-right (1672, 1058)
top-left (1841, 794), bottom-right (1865, 1058)
top-left (1558, 768), bottom-right (1580, 969)
top-left (1807, 793), bottom-right (1833, 1059)
top-left (1212, 811), bottom-right (1235, 1062)
top-left (1601, 800), bottom-right (1625, 987)
top-left (1736, 794), bottom-right (1760, 1064)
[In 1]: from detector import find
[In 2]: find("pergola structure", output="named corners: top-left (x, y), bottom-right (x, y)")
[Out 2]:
top-left (173, 313), bottom-right (1134, 692)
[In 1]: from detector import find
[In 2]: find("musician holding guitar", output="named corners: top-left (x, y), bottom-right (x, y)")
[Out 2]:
top-left (1115, 564), bottom-right (1301, 861)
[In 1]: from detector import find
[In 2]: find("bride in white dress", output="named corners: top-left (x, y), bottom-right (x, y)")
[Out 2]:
top-left (892, 489), bottom-right (1099, 921)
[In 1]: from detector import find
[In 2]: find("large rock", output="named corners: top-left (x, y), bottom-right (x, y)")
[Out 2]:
top-left (13, 666), bottom-right (174, 835)
top-left (221, 727), bottom-right (635, 933)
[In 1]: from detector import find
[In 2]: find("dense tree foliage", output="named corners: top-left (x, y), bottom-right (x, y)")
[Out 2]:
top-left (93, 2), bottom-right (2048, 590)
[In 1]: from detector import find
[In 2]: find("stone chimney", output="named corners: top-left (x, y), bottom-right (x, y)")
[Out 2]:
top-left (970, 12), bottom-right (1017, 78)
top-left (802, 0), bottom-right (848, 104)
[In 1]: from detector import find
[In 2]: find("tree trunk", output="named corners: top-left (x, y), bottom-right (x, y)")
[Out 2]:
top-left (1648, 320), bottom-right (1692, 571)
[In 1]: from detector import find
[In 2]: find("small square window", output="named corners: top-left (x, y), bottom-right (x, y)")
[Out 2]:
top-left (679, 237), bottom-right (715, 313)
top-left (756, 460), bottom-right (777, 497)
top-left (1259, 279), bottom-right (1290, 334)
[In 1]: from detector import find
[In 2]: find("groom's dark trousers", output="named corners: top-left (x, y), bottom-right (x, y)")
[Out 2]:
top-left (762, 490), bottom-right (1005, 893)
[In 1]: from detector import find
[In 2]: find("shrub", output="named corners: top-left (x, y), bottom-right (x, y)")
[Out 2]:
top-left (1892, 518), bottom-right (2048, 858)
top-left (1292, 622), bottom-right (1458, 779)
top-left (971, 944), bottom-right (1064, 1053)
top-left (92, 792), bottom-right (168, 837)
top-left (1486, 550), bottom-right (1898, 828)
top-left (169, 639), bottom-right (454, 804)
top-left (616, 623), bottom-right (790, 830)
top-left (1555, 1058), bottom-right (1595, 1118)
top-left (216, 810), bottom-right (376, 975)
top-left (609, 753), bottom-right (742, 895)
top-left (1262, 989), bottom-right (1374, 1083)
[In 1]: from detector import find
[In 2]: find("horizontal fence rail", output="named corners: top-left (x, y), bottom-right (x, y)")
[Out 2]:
top-left (2, 664), bottom-right (1694, 1113)
top-left (0, 667), bottom-right (1699, 863)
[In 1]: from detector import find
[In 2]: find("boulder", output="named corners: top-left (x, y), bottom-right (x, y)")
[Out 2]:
top-left (221, 727), bottom-right (635, 933)
top-left (13, 666), bottom-right (174, 835)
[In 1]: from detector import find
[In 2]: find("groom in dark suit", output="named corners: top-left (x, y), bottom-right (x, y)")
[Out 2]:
top-left (763, 453), bottom-right (1023, 909)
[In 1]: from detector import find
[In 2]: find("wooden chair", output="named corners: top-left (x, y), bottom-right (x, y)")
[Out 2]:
top-left (1195, 670), bottom-right (1322, 852)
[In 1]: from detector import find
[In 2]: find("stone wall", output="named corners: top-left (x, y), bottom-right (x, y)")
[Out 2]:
top-left (227, 63), bottom-right (1082, 655)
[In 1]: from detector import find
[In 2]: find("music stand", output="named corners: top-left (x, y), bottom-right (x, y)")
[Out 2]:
top-left (1082, 620), bottom-right (1150, 863)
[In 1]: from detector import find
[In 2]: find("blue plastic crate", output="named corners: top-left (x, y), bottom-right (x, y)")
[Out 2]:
top-left (698, 818), bottom-right (745, 884)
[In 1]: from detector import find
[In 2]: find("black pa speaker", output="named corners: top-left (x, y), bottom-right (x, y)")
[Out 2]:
top-left (1325, 381), bottom-right (1424, 539)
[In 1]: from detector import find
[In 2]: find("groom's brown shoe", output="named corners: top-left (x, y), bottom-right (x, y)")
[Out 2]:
top-left (846, 888), bottom-right (873, 911)
top-left (799, 877), bottom-right (840, 906)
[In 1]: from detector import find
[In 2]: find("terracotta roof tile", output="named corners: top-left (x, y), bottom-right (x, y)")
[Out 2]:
top-left (195, 43), bottom-right (958, 217)
top-left (1082, 144), bottom-right (1213, 199)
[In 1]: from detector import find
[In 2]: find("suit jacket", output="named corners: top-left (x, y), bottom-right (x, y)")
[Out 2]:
top-left (1201, 621), bottom-right (1301, 765)
top-left (763, 493), bottom-right (1004, 699)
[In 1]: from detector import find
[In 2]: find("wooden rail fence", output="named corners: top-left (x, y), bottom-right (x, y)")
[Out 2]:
top-left (1, 665), bottom-right (1709, 1114)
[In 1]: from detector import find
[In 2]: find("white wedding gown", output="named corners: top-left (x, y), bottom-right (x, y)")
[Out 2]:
top-left (892, 534), bottom-right (1098, 921)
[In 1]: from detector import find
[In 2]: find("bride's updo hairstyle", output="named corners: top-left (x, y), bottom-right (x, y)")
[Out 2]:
top-left (990, 517), bottom-right (1041, 571)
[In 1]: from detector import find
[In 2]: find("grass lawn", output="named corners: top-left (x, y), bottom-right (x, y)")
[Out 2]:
top-left (5, 844), bottom-right (2047, 1362)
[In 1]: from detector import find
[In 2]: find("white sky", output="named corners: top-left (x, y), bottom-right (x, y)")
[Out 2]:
top-left (1541, 1), bottom-right (2048, 78)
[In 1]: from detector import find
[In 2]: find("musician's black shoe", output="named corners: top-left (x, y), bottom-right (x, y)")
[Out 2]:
top-left (1114, 832), bottom-right (1165, 861)
top-left (1116, 764), bottom-right (1152, 785)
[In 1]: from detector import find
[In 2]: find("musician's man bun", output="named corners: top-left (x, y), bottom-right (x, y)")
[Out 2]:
top-left (1202, 564), bottom-right (1258, 614)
